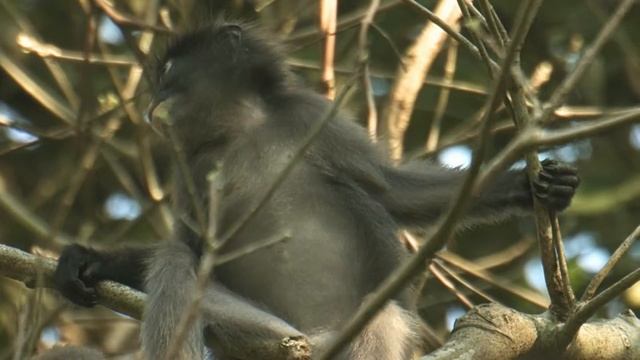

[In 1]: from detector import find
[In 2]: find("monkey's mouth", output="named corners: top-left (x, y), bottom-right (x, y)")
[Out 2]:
top-left (144, 97), bottom-right (176, 137)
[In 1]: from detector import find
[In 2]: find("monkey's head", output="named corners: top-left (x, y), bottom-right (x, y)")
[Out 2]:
top-left (146, 23), bottom-right (290, 153)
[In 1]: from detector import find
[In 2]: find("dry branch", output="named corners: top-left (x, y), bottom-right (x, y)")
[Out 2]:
top-left (384, 0), bottom-right (462, 161)
top-left (420, 303), bottom-right (640, 360)
top-left (319, 0), bottom-right (338, 99)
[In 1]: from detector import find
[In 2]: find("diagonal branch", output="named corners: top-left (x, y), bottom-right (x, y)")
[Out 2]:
top-left (581, 225), bottom-right (640, 301)
top-left (318, 1), bottom-right (540, 357)
top-left (384, 0), bottom-right (462, 161)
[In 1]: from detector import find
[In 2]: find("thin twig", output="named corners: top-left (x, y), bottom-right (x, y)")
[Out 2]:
top-left (370, 23), bottom-right (406, 71)
top-left (438, 252), bottom-right (548, 308)
top-left (2, 2), bottom-right (80, 109)
top-left (384, 0), bottom-right (462, 161)
top-left (121, 0), bottom-right (174, 231)
top-left (551, 214), bottom-right (575, 306)
top-left (0, 48), bottom-right (76, 124)
top-left (400, 0), bottom-right (480, 59)
top-left (581, 225), bottom-right (640, 301)
top-left (538, 109), bottom-right (640, 146)
top-left (165, 124), bottom-right (208, 234)
top-left (319, 0), bottom-right (337, 99)
top-left (97, 39), bottom-right (167, 211)
top-left (434, 259), bottom-right (499, 305)
top-left (48, 116), bottom-right (123, 239)
top-left (456, 0), bottom-right (495, 76)
top-left (538, 0), bottom-right (636, 123)
top-left (425, 37), bottom-right (458, 152)
top-left (286, 0), bottom-right (402, 43)
top-left (215, 234), bottom-right (292, 266)
top-left (287, 58), bottom-right (487, 95)
top-left (558, 266), bottom-right (640, 350)
top-left (94, 0), bottom-right (174, 34)
top-left (428, 263), bottom-right (474, 309)
top-left (17, 35), bottom-right (136, 66)
top-left (0, 191), bottom-right (72, 245)
top-left (357, 0), bottom-right (381, 141)
top-left (100, 148), bottom-right (144, 201)
top-left (478, 0), bottom-right (506, 47)
top-left (76, 0), bottom-right (98, 130)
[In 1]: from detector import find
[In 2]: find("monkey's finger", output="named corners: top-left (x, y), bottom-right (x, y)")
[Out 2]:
top-left (546, 198), bottom-right (573, 211)
top-left (82, 262), bottom-right (102, 287)
top-left (532, 180), bottom-right (549, 195)
top-left (540, 160), bottom-right (578, 175)
top-left (538, 172), bottom-right (580, 187)
top-left (69, 279), bottom-right (98, 307)
top-left (537, 185), bottom-right (575, 210)
top-left (548, 184), bottom-right (577, 196)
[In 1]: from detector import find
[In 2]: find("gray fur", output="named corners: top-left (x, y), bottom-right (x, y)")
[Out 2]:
top-left (142, 241), bottom-right (204, 359)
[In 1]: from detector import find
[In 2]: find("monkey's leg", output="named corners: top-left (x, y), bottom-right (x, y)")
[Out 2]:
top-left (144, 241), bottom-right (311, 360)
top-left (143, 240), bottom-right (205, 359)
top-left (283, 302), bottom-right (420, 360)
top-left (201, 284), bottom-right (313, 360)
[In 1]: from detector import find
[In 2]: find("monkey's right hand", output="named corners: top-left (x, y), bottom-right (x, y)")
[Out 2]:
top-left (54, 245), bottom-right (103, 307)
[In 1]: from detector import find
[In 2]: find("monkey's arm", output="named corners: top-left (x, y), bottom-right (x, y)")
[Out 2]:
top-left (56, 242), bottom-right (314, 358)
top-left (54, 244), bottom-right (150, 306)
top-left (380, 159), bottom-right (579, 228)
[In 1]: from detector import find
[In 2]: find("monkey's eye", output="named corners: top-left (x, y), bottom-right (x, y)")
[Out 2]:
top-left (162, 60), bottom-right (173, 76)
top-left (157, 59), bottom-right (179, 95)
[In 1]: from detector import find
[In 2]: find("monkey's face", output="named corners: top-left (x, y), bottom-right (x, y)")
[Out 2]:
top-left (146, 25), bottom-right (243, 135)
top-left (145, 23), bottom-right (287, 149)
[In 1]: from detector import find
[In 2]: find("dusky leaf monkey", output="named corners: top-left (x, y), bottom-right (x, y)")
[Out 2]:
top-left (52, 22), bottom-right (579, 360)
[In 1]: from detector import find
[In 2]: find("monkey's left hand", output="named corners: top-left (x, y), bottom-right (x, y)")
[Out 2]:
top-left (54, 245), bottom-right (102, 307)
top-left (532, 159), bottom-right (580, 212)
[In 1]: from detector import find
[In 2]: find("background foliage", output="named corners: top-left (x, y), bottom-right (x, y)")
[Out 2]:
top-left (0, 0), bottom-right (639, 357)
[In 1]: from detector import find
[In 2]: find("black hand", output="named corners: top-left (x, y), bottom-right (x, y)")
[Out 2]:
top-left (54, 245), bottom-right (102, 307)
top-left (533, 159), bottom-right (580, 212)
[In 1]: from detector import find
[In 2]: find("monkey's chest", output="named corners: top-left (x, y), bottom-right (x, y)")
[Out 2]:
top-left (215, 202), bottom-right (368, 330)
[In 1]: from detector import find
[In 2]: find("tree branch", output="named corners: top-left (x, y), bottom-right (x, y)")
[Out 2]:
top-left (420, 303), bottom-right (640, 360)
top-left (0, 243), bottom-right (144, 319)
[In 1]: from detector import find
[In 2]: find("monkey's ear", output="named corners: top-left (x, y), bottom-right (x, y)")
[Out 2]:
top-left (221, 24), bottom-right (243, 50)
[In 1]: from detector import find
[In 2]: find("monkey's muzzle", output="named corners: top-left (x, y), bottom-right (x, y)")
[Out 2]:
top-left (144, 96), bottom-right (176, 137)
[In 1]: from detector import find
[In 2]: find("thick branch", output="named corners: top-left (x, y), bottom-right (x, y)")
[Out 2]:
top-left (421, 303), bottom-right (640, 360)
top-left (384, 0), bottom-right (462, 161)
